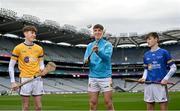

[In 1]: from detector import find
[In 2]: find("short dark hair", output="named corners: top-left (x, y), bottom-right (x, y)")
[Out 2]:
top-left (93, 24), bottom-right (104, 30)
top-left (146, 32), bottom-right (159, 40)
top-left (22, 25), bottom-right (37, 33)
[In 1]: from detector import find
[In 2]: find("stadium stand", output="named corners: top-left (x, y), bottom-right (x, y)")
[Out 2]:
top-left (1, 37), bottom-right (180, 63)
top-left (0, 8), bottom-right (180, 94)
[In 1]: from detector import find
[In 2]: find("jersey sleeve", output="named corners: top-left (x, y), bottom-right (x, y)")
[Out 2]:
top-left (38, 47), bottom-right (44, 61)
top-left (164, 50), bottom-right (174, 66)
top-left (143, 55), bottom-right (148, 69)
top-left (97, 42), bottom-right (113, 62)
top-left (84, 43), bottom-right (91, 63)
top-left (11, 46), bottom-right (20, 60)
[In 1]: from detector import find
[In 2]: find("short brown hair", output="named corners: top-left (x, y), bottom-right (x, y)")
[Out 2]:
top-left (93, 24), bottom-right (104, 30)
top-left (146, 32), bottom-right (159, 40)
top-left (22, 25), bottom-right (37, 33)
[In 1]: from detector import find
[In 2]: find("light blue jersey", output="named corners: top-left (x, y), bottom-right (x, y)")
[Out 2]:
top-left (143, 48), bottom-right (175, 81)
top-left (84, 38), bottom-right (113, 78)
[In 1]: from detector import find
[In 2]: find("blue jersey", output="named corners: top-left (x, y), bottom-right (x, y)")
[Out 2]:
top-left (84, 38), bottom-right (113, 78)
top-left (143, 48), bottom-right (174, 81)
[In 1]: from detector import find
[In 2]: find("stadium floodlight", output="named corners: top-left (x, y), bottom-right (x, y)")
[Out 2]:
top-left (43, 20), bottom-right (60, 29)
top-left (21, 14), bottom-right (41, 25)
top-left (0, 8), bottom-right (17, 19)
top-left (87, 24), bottom-right (92, 29)
top-left (62, 24), bottom-right (77, 33)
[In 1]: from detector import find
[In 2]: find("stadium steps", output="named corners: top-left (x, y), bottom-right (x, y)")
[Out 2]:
top-left (62, 78), bottom-right (87, 91)
top-left (44, 78), bottom-right (81, 92)
top-left (0, 83), bottom-right (10, 90)
top-left (126, 83), bottom-right (139, 92)
top-left (0, 77), bottom-right (11, 88)
top-left (168, 78), bottom-right (180, 90)
top-left (130, 83), bottom-right (144, 92)
top-left (43, 82), bottom-right (66, 92)
top-left (112, 79), bottom-right (126, 90)
top-left (53, 78), bottom-right (87, 91)
top-left (170, 82), bottom-right (180, 91)
top-left (43, 79), bottom-right (70, 92)
top-left (68, 79), bottom-right (88, 88)
top-left (112, 79), bottom-right (138, 91)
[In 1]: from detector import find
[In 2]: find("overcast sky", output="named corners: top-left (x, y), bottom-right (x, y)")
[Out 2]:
top-left (0, 0), bottom-right (180, 35)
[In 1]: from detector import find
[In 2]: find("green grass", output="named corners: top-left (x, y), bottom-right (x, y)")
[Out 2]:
top-left (0, 92), bottom-right (180, 110)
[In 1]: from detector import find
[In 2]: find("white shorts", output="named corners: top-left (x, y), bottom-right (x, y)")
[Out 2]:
top-left (19, 77), bottom-right (44, 96)
top-left (144, 84), bottom-right (168, 103)
top-left (88, 78), bottom-right (113, 92)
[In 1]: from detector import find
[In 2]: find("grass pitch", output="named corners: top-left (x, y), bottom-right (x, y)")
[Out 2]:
top-left (0, 92), bottom-right (180, 110)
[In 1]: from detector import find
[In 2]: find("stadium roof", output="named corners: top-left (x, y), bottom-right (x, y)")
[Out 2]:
top-left (0, 8), bottom-right (180, 47)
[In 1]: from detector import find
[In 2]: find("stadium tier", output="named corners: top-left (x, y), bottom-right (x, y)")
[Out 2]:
top-left (0, 8), bottom-right (180, 94)
top-left (0, 77), bottom-right (180, 94)
top-left (0, 36), bottom-right (180, 77)
top-left (0, 37), bottom-right (180, 64)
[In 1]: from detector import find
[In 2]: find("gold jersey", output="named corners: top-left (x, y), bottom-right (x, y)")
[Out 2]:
top-left (11, 43), bottom-right (44, 78)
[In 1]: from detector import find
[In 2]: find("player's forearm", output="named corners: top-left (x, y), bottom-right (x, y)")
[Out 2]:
top-left (163, 64), bottom-right (177, 80)
top-left (8, 59), bottom-right (16, 83)
top-left (96, 45), bottom-right (113, 62)
top-left (40, 60), bottom-right (45, 70)
top-left (84, 47), bottom-right (90, 63)
top-left (142, 69), bottom-right (147, 79)
top-left (97, 50), bottom-right (111, 61)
